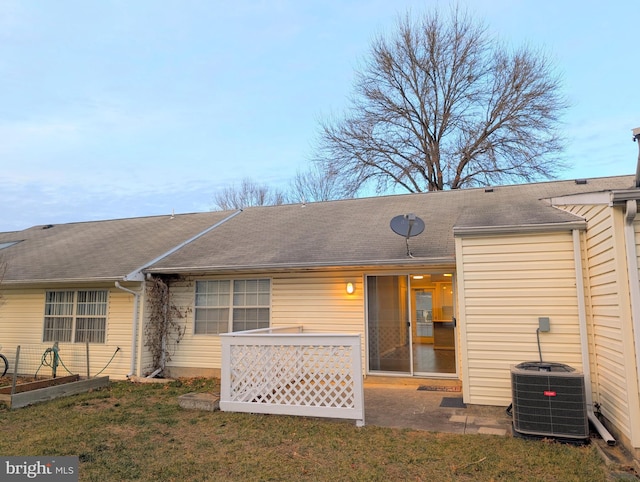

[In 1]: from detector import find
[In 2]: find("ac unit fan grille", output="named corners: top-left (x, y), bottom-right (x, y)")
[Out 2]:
top-left (511, 363), bottom-right (588, 439)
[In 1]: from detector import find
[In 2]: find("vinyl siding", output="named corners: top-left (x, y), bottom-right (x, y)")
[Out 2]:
top-left (156, 276), bottom-right (220, 371)
top-left (164, 273), bottom-right (366, 373)
top-left (271, 272), bottom-right (364, 334)
top-left (636, 216), bottom-right (640, 284)
top-left (138, 279), bottom-right (164, 377)
top-left (0, 285), bottom-right (135, 380)
top-left (456, 232), bottom-right (582, 405)
top-left (561, 204), bottom-right (640, 447)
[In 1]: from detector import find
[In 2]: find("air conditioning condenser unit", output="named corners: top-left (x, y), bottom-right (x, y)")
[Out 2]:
top-left (511, 361), bottom-right (589, 442)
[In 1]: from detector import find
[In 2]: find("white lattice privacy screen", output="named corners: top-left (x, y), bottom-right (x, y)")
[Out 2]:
top-left (220, 328), bottom-right (364, 426)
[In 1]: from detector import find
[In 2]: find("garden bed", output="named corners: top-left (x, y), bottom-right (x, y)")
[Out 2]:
top-left (0, 375), bottom-right (109, 409)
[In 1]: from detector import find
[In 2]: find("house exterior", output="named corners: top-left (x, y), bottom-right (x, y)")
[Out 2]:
top-left (0, 212), bottom-right (234, 379)
top-left (1, 174), bottom-right (639, 456)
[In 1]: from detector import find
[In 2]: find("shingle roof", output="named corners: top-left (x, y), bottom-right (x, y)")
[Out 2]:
top-left (147, 175), bottom-right (635, 274)
top-left (0, 212), bottom-right (234, 283)
top-left (1, 175), bottom-right (635, 282)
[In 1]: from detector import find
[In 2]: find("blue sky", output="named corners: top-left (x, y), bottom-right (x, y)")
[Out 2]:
top-left (1, 0), bottom-right (638, 232)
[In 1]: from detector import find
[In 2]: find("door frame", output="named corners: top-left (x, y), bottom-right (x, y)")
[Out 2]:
top-left (364, 271), bottom-right (458, 378)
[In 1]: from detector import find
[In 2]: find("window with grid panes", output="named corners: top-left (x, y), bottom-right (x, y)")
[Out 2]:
top-left (194, 279), bottom-right (270, 334)
top-left (43, 290), bottom-right (108, 343)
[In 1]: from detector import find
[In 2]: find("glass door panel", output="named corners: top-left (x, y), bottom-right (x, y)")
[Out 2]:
top-left (414, 289), bottom-right (434, 343)
top-left (411, 274), bottom-right (456, 374)
top-left (367, 275), bottom-right (410, 373)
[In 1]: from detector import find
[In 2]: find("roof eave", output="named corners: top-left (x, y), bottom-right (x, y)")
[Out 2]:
top-left (610, 189), bottom-right (640, 205)
top-left (453, 220), bottom-right (587, 237)
top-left (144, 257), bottom-right (457, 275)
top-left (1, 276), bottom-right (134, 286)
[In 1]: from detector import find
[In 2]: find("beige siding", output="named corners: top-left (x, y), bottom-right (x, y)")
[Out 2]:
top-left (636, 217), bottom-right (640, 283)
top-left (98, 287), bottom-right (139, 379)
top-left (138, 280), bottom-right (160, 377)
top-left (560, 204), bottom-right (640, 448)
top-left (0, 285), bottom-right (136, 380)
top-left (271, 272), bottom-right (364, 334)
top-left (164, 273), bottom-right (366, 374)
top-left (159, 276), bottom-right (220, 372)
top-left (456, 232), bottom-right (583, 405)
top-left (0, 289), bottom-right (45, 355)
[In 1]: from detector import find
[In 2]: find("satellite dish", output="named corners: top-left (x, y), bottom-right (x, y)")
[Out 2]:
top-left (390, 213), bottom-right (425, 238)
top-left (390, 214), bottom-right (425, 258)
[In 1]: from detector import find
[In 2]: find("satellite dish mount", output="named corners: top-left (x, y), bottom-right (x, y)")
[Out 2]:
top-left (390, 213), bottom-right (425, 257)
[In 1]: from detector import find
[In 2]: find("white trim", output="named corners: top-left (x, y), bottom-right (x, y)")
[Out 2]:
top-left (454, 237), bottom-right (471, 402)
top-left (193, 277), bottom-right (272, 335)
top-left (42, 289), bottom-right (109, 345)
top-left (453, 221), bottom-right (586, 237)
top-left (573, 229), bottom-right (615, 445)
top-left (547, 191), bottom-right (612, 205)
top-left (623, 201), bottom-right (640, 436)
top-left (144, 258), bottom-right (458, 276)
top-left (611, 190), bottom-right (640, 204)
top-left (114, 282), bottom-right (141, 377)
top-left (363, 271), bottom-right (457, 378)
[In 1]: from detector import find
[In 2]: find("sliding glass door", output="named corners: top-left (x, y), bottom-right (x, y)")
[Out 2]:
top-left (367, 273), bottom-right (456, 376)
top-left (367, 275), bottom-right (410, 372)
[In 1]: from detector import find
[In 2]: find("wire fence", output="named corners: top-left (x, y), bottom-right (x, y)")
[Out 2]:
top-left (13, 343), bottom-right (90, 380)
top-left (0, 342), bottom-right (112, 404)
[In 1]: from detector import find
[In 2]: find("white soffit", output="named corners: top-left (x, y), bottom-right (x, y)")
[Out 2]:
top-left (546, 191), bottom-right (612, 206)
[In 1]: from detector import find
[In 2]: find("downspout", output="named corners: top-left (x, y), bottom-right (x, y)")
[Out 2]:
top-left (572, 229), bottom-right (616, 445)
top-left (115, 281), bottom-right (140, 378)
top-left (623, 200), bottom-right (640, 418)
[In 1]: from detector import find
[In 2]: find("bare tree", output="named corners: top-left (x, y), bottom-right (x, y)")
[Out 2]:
top-left (212, 178), bottom-right (287, 210)
top-left (288, 162), bottom-right (352, 203)
top-left (316, 6), bottom-right (568, 194)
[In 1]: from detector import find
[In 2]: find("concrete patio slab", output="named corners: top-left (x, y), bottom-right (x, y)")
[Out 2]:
top-left (363, 384), bottom-right (512, 436)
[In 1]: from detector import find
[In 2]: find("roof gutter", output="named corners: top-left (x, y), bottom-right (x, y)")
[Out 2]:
top-left (122, 210), bottom-right (243, 281)
top-left (2, 276), bottom-right (129, 286)
top-left (610, 190), bottom-right (640, 204)
top-left (114, 281), bottom-right (141, 378)
top-left (143, 257), bottom-right (458, 276)
top-left (453, 220), bottom-right (586, 237)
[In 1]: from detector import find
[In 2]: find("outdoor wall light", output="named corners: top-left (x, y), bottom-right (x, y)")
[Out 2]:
top-left (346, 282), bottom-right (355, 294)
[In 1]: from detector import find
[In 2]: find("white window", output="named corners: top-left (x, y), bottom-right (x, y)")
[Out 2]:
top-left (195, 279), bottom-right (270, 334)
top-left (43, 290), bottom-right (108, 343)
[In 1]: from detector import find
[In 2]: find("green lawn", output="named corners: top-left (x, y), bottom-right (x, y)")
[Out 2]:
top-left (0, 378), bottom-right (614, 481)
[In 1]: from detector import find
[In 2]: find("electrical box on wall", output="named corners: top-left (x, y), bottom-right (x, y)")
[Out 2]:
top-left (538, 317), bottom-right (550, 332)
